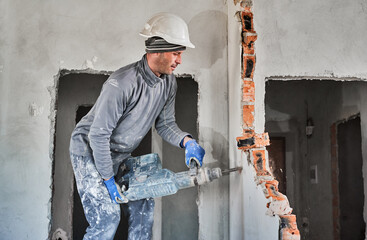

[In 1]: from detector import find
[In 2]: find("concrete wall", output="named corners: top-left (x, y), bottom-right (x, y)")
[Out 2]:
top-left (254, 0), bottom-right (367, 238)
top-left (6, 0), bottom-right (364, 238)
top-left (0, 1), bottom-right (229, 239)
top-left (265, 81), bottom-right (367, 239)
top-left (254, 0), bottom-right (367, 131)
top-left (252, 0), bottom-right (367, 239)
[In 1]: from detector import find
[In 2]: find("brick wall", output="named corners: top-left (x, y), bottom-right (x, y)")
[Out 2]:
top-left (235, 1), bottom-right (300, 239)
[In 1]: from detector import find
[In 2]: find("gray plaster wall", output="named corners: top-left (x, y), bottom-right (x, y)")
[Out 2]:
top-left (252, 0), bottom-right (367, 238)
top-left (0, 1), bottom-right (229, 239)
top-left (265, 80), bottom-right (367, 240)
top-left (254, 0), bottom-right (367, 131)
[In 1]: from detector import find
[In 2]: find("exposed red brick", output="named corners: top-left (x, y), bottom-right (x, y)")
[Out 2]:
top-left (242, 80), bottom-right (255, 102)
top-left (251, 149), bottom-right (272, 177)
top-left (243, 33), bottom-right (257, 55)
top-left (237, 6), bottom-right (300, 238)
top-left (255, 132), bottom-right (270, 148)
top-left (241, 10), bottom-right (255, 33)
top-left (242, 104), bottom-right (254, 129)
top-left (265, 180), bottom-right (286, 201)
top-left (252, 149), bottom-right (266, 171)
top-left (279, 215), bottom-right (301, 240)
top-left (236, 132), bottom-right (270, 150)
top-left (243, 55), bottom-right (255, 79)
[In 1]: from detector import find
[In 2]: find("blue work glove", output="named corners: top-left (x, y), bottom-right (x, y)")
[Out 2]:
top-left (185, 139), bottom-right (205, 168)
top-left (103, 176), bottom-right (128, 204)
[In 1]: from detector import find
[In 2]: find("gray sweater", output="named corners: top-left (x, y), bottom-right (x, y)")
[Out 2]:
top-left (70, 55), bottom-right (190, 179)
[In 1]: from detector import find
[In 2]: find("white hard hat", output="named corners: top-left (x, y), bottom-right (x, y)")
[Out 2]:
top-left (140, 13), bottom-right (195, 49)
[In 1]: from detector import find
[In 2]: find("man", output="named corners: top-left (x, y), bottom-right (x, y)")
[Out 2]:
top-left (69, 13), bottom-right (205, 240)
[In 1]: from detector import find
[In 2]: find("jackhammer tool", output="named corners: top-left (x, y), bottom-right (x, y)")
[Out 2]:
top-left (115, 153), bottom-right (242, 202)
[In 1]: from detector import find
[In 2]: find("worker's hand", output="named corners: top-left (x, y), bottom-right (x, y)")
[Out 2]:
top-left (103, 176), bottom-right (128, 204)
top-left (185, 139), bottom-right (205, 168)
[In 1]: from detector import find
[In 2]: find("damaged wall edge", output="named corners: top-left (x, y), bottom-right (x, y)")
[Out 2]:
top-left (47, 69), bottom-right (113, 238)
top-left (235, 2), bottom-right (301, 239)
top-left (265, 76), bottom-right (365, 82)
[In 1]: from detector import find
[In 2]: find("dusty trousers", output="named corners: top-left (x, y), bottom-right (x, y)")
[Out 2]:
top-left (71, 153), bottom-right (155, 240)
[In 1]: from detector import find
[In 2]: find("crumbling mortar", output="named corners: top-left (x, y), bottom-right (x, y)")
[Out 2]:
top-left (47, 70), bottom-right (60, 240)
top-left (235, 5), bottom-right (301, 239)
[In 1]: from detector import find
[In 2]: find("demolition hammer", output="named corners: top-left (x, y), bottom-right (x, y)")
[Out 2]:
top-left (115, 153), bottom-right (242, 202)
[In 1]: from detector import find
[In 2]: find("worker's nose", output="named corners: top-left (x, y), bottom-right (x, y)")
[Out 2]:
top-left (176, 55), bottom-right (182, 65)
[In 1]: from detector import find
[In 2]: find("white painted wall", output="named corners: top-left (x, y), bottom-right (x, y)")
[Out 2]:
top-left (0, 0), bottom-right (231, 239)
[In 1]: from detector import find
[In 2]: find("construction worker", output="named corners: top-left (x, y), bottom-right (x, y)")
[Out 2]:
top-left (69, 13), bottom-right (205, 240)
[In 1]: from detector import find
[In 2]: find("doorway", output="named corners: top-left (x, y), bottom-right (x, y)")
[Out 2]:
top-left (50, 72), bottom-right (108, 238)
top-left (335, 116), bottom-right (365, 240)
top-left (267, 137), bottom-right (286, 194)
top-left (265, 80), bottom-right (367, 240)
top-left (50, 72), bottom-right (199, 240)
top-left (161, 76), bottom-right (199, 240)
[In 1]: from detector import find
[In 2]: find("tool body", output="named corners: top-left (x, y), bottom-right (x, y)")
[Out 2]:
top-left (116, 153), bottom-right (238, 201)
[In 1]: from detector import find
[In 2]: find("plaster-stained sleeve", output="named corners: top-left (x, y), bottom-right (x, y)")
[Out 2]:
top-left (155, 77), bottom-right (191, 148)
top-left (88, 79), bottom-right (126, 179)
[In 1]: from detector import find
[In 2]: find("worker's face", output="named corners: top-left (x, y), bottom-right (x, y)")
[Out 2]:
top-left (155, 51), bottom-right (183, 76)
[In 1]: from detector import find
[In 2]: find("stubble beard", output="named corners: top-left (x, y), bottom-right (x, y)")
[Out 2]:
top-left (157, 54), bottom-right (174, 75)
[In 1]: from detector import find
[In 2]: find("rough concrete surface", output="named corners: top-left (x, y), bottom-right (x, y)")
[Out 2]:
top-left (0, 1), bottom-right (231, 239)
top-left (2, 0), bottom-right (366, 239)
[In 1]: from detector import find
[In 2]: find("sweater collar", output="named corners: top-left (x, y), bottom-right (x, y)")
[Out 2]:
top-left (140, 54), bottom-right (166, 87)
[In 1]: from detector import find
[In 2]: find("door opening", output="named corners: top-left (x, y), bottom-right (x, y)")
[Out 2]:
top-left (73, 105), bottom-right (92, 239)
top-left (336, 116), bottom-right (365, 240)
top-left (267, 137), bottom-right (286, 194)
top-left (51, 72), bottom-right (198, 240)
top-left (50, 72), bottom-right (108, 238)
top-left (161, 76), bottom-right (199, 240)
top-left (265, 80), bottom-right (367, 240)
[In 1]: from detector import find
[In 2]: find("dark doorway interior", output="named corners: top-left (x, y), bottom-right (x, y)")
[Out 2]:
top-left (162, 76), bottom-right (199, 240)
top-left (73, 105), bottom-right (92, 240)
top-left (337, 116), bottom-right (365, 240)
top-left (267, 137), bottom-right (286, 194)
top-left (51, 72), bottom-right (108, 238)
top-left (265, 80), bottom-right (367, 240)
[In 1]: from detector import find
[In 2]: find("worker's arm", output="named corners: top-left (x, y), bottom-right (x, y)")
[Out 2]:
top-left (88, 78), bottom-right (132, 203)
top-left (88, 78), bottom-right (128, 180)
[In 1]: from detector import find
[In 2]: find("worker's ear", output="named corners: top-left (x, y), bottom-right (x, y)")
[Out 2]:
top-left (147, 52), bottom-right (160, 60)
